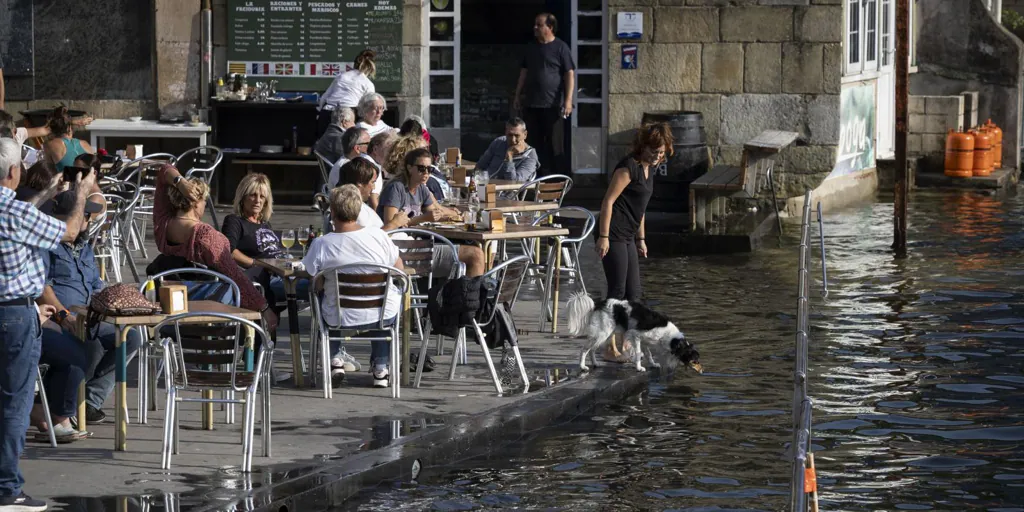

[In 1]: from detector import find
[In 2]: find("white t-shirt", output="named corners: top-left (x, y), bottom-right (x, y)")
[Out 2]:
top-left (14, 127), bottom-right (29, 145)
top-left (301, 227), bottom-right (401, 328)
top-left (356, 203), bottom-right (384, 229)
top-left (319, 69), bottom-right (375, 110)
top-left (357, 120), bottom-right (394, 138)
top-left (361, 154), bottom-right (384, 194)
top-left (326, 155), bottom-right (382, 194)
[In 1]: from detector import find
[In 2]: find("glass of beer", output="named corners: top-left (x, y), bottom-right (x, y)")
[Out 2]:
top-left (280, 229), bottom-right (295, 253)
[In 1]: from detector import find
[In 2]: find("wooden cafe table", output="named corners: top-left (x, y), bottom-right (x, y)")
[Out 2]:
top-left (422, 224), bottom-right (569, 332)
top-left (447, 178), bottom-right (528, 193)
top-left (254, 258), bottom-right (418, 388)
top-left (71, 301), bottom-right (262, 451)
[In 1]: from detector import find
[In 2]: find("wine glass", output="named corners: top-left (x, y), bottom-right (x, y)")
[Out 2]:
top-left (298, 226), bottom-right (311, 254)
top-left (280, 229), bottom-right (295, 254)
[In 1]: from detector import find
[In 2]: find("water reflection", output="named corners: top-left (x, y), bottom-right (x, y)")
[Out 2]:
top-left (343, 190), bottom-right (1024, 511)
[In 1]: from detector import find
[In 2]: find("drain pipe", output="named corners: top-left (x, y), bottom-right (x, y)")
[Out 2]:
top-left (200, 0), bottom-right (213, 119)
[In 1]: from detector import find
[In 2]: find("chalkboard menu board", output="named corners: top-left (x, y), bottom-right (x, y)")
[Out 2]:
top-left (227, 1), bottom-right (403, 93)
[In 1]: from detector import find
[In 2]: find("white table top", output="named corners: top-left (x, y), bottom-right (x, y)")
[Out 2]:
top-left (87, 119), bottom-right (211, 133)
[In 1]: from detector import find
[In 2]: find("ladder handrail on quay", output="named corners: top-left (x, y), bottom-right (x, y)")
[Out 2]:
top-left (790, 192), bottom-right (827, 512)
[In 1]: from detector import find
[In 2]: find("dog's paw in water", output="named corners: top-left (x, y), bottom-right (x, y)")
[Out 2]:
top-left (579, 364), bottom-right (591, 373)
top-left (635, 364), bottom-right (647, 373)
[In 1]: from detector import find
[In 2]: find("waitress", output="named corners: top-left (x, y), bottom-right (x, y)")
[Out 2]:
top-left (596, 122), bottom-right (673, 302)
top-left (317, 49), bottom-right (377, 137)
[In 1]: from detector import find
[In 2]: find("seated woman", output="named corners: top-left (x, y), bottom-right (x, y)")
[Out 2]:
top-left (398, 115), bottom-right (439, 163)
top-left (355, 93), bottom-right (395, 137)
top-left (0, 108), bottom-right (92, 147)
top-left (302, 184), bottom-right (404, 389)
top-left (384, 135), bottom-right (449, 202)
top-left (43, 106), bottom-right (95, 172)
top-left (222, 172), bottom-right (309, 305)
top-left (378, 148), bottom-right (485, 277)
top-left (153, 164), bottom-right (278, 329)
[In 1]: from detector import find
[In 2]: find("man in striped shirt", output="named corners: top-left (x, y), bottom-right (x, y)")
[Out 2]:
top-left (0, 138), bottom-right (94, 512)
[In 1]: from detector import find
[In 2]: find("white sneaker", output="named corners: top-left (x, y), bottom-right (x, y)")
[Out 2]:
top-left (336, 349), bottom-right (361, 371)
top-left (372, 367), bottom-right (389, 388)
top-left (330, 358), bottom-right (346, 388)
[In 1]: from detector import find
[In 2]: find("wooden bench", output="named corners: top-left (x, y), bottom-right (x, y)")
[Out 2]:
top-left (689, 130), bottom-right (799, 233)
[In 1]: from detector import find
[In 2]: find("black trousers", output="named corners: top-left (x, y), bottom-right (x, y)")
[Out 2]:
top-left (315, 108), bottom-right (333, 140)
top-left (602, 238), bottom-right (642, 302)
top-left (523, 106), bottom-right (563, 176)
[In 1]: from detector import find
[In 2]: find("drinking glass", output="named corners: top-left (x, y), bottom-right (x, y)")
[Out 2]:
top-left (298, 226), bottom-right (311, 254)
top-left (280, 229), bottom-right (296, 252)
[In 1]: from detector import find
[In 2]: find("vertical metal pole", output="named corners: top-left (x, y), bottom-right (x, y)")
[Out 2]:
top-left (200, 0), bottom-right (213, 112)
top-left (893, 0), bottom-right (910, 258)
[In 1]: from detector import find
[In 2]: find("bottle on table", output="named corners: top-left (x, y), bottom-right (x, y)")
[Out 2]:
top-left (467, 176), bottom-right (480, 228)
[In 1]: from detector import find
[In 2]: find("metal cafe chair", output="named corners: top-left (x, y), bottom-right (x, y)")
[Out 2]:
top-left (515, 174), bottom-right (573, 211)
top-left (314, 150), bottom-right (334, 192)
top-left (520, 207), bottom-right (596, 331)
top-left (114, 154), bottom-right (177, 257)
top-left (448, 255), bottom-right (530, 395)
top-left (138, 269), bottom-right (241, 425)
top-left (91, 185), bottom-right (143, 283)
top-left (35, 365), bottom-right (57, 448)
top-left (387, 228), bottom-right (467, 388)
top-left (152, 312), bottom-right (274, 472)
top-left (309, 264), bottom-right (411, 399)
top-left (177, 146), bottom-right (224, 228)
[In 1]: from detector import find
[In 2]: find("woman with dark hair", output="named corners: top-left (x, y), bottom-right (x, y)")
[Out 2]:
top-left (0, 108), bottom-right (92, 146)
top-left (595, 122), bottom-right (674, 360)
top-left (43, 106), bottom-right (95, 171)
top-left (398, 115), bottom-right (439, 162)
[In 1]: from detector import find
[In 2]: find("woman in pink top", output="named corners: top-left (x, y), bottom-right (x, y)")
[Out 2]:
top-left (153, 164), bottom-right (278, 330)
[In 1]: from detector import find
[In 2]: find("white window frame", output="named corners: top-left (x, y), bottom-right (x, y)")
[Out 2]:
top-left (845, 0), bottom-right (907, 81)
top-left (424, 0), bottom-right (460, 129)
top-left (570, 0), bottom-right (608, 172)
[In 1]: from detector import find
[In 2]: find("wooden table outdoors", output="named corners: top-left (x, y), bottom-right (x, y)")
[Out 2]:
top-left (448, 199), bottom-right (559, 214)
top-left (71, 301), bottom-right (262, 451)
top-left (253, 258), bottom-right (309, 387)
top-left (423, 224), bottom-right (570, 332)
top-left (447, 179), bottom-right (528, 192)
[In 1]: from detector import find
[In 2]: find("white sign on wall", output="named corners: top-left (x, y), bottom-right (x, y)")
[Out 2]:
top-left (616, 12), bottom-right (643, 39)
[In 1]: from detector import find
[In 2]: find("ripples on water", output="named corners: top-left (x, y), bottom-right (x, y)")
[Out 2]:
top-left (345, 191), bottom-right (1024, 511)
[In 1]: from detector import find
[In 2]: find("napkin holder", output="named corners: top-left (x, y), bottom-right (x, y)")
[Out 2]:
top-left (445, 147), bottom-right (462, 166)
top-left (453, 166), bottom-right (467, 185)
top-left (482, 184), bottom-right (497, 206)
top-left (158, 283), bottom-right (189, 314)
top-left (480, 210), bottom-right (505, 232)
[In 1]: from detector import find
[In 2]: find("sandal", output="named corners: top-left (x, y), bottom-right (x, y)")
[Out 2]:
top-left (34, 423), bottom-right (89, 444)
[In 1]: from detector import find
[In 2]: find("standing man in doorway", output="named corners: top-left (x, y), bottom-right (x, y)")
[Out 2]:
top-left (514, 12), bottom-right (575, 177)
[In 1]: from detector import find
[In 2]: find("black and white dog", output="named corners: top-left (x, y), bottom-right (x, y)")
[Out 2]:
top-left (567, 291), bottom-right (703, 374)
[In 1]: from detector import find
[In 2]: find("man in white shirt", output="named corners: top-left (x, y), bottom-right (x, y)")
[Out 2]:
top-left (301, 184), bottom-right (405, 389)
top-left (326, 127), bottom-right (369, 193)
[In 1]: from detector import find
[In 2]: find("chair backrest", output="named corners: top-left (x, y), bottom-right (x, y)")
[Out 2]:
top-left (115, 154), bottom-right (177, 188)
top-left (311, 263), bottom-right (410, 330)
top-left (142, 268), bottom-right (242, 307)
top-left (477, 256), bottom-right (530, 326)
top-left (314, 150), bottom-right (332, 186)
top-left (529, 206), bottom-right (595, 244)
top-left (178, 146), bottom-right (224, 183)
top-left (517, 175), bottom-right (573, 206)
top-left (387, 228), bottom-right (464, 286)
top-left (153, 312), bottom-right (272, 392)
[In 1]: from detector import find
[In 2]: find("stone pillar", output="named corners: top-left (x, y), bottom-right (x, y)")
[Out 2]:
top-left (154, 0), bottom-right (202, 117)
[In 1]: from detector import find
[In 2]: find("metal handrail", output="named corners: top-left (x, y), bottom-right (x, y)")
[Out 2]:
top-left (790, 192), bottom-right (824, 512)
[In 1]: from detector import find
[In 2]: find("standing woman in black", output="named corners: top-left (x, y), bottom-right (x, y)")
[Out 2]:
top-left (595, 122), bottom-right (673, 360)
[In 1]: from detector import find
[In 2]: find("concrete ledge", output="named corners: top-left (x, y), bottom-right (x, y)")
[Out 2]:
top-left (915, 168), bottom-right (1019, 190)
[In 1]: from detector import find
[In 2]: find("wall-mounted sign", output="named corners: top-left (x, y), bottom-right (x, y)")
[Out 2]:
top-left (616, 12), bottom-right (643, 39)
top-left (621, 45), bottom-right (637, 69)
top-left (829, 84), bottom-right (876, 179)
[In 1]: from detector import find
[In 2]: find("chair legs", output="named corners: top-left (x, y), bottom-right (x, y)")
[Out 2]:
top-left (36, 367), bottom-right (57, 448)
top-left (511, 345), bottom-right (530, 393)
top-left (262, 371), bottom-right (272, 457)
top-left (161, 388), bottom-right (177, 470)
top-left (471, 321), bottom-right (503, 395)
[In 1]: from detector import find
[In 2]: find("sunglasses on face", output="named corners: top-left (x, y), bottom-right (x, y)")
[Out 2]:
top-left (412, 164), bottom-right (431, 173)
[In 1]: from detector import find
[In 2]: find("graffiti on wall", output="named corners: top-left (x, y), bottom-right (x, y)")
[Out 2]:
top-left (829, 84), bottom-right (876, 179)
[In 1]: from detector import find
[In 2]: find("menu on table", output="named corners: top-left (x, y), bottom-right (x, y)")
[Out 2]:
top-left (227, 0), bottom-right (403, 93)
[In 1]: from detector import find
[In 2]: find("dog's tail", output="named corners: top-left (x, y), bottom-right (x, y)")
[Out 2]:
top-left (566, 291), bottom-right (595, 337)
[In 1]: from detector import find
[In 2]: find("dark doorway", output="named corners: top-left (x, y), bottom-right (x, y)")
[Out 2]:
top-left (459, 0), bottom-right (571, 160)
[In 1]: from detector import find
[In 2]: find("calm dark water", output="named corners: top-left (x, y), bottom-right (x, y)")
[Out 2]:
top-left (342, 190), bottom-right (1024, 511)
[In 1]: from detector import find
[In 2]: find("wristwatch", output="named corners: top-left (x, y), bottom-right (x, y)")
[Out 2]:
top-left (173, 175), bottom-right (183, 186)
top-left (56, 309), bottom-right (70, 322)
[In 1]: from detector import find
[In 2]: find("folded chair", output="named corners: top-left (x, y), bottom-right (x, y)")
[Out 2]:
top-left (448, 255), bottom-right (530, 394)
top-left (309, 264), bottom-right (411, 399)
top-left (153, 312), bottom-right (273, 472)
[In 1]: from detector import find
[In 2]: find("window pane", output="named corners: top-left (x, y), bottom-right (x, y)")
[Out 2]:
top-left (578, 45), bottom-right (602, 70)
top-left (430, 17), bottom-right (455, 42)
top-left (882, 0), bottom-right (891, 66)
top-left (430, 47), bottom-right (455, 70)
top-left (848, 0), bottom-right (860, 65)
top-left (430, 104), bottom-right (455, 128)
top-left (576, 74), bottom-right (602, 100)
top-left (429, 75), bottom-right (454, 100)
top-left (429, 0), bottom-right (454, 13)
top-left (577, 103), bottom-right (602, 128)
top-left (577, 15), bottom-right (602, 41)
top-left (866, 0), bottom-right (877, 61)
top-left (578, 0), bottom-right (601, 11)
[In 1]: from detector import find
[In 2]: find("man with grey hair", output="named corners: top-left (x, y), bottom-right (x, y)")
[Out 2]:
top-left (0, 137), bottom-right (95, 511)
top-left (356, 93), bottom-right (394, 137)
top-left (314, 107), bottom-right (357, 164)
top-left (475, 117), bottom-right (540, 182)
top-left (326, 127), bottom-right (370, 192)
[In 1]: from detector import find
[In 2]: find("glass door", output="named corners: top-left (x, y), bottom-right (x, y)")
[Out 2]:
top-left (571, 0), bottom-right (607, 172)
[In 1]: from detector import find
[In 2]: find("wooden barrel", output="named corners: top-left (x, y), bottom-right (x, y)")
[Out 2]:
top-left (640, 111), bottom-right (709, 213)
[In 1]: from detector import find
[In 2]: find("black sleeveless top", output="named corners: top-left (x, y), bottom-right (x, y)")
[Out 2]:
top-left (608, 156), bottom-right (654, 242)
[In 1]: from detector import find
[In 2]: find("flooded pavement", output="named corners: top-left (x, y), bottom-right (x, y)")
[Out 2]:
top-left (341, 190), bottom-right (1024, 511)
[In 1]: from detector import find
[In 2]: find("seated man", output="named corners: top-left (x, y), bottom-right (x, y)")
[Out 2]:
top-left (314, 107), bottom-right (356, 164)
top-left (38, 190), bottom-right (143, 424)
top-left (326, 127), bottom-right (370, 194)
top-left (475, 117), bottom-right (540, 182)
top-left (302, 184), bottom-right (404, 389)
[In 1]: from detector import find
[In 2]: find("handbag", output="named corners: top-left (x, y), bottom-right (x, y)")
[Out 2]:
top-left (86, 283), bottom-right (161, 336)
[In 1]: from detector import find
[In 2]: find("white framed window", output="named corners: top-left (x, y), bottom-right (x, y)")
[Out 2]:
top-left (847, 0), bottom-right (916, 78)
top-left (880, 0), bottom-right (892, 68)
top-left (846, 0), bottom-right (863, 75)
top-left (570, 0), bottom-right (607, 172)
top-left (425, 0), bottom-right (460, 129)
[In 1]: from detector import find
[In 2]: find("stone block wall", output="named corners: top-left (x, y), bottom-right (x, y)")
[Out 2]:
top-left (607, 0), bottom-right (842, 198)
top-left (908, 94), bottom-right (964, 170)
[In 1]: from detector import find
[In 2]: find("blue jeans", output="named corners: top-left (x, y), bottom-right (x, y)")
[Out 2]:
top-left (39, 324), bottom-right (88, 418)
top-left (328, 317), bottom-right (397, 369)
top-left (83, 323), bottom-right (141, 410)
top-left (0, 304), bottom-right (43, 498)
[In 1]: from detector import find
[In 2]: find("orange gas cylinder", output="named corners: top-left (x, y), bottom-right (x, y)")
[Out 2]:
top-left (984, 119), bottom-right (1003, 169)
top-left (944, 130), bottom-right (975, 178)
top-left (971, 128), bottom-right (993, 177)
